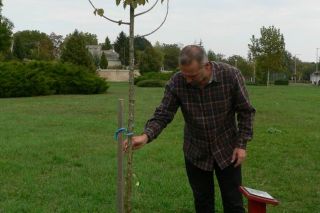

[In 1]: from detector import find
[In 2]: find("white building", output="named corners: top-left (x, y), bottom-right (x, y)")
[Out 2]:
top-left (86, 45), bottom-right (122, 68)
top-left (310, 71), bottom-right (320, 85)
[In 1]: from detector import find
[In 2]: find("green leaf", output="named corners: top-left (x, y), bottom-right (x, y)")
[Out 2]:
top-left (116, 0), bottom-right (121, 6)
top-left (97, 8), bottom-right (104, 16)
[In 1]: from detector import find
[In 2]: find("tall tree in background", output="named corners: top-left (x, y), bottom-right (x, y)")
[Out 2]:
top-left (114, 31), bottom-right (129, 66)
top-left (160, 43), bottom-right (180, 70)
top-left (248, 26), bottom-right (286, 84)
top-left (60, 30), bottom-right (95, 71)
top-left (139, 46), bottom-right (163, 74)
top-left (64, 31), bottom-right (98, 46)
top-left (207, 50), bottom-right (217, 61)
top-left (13, 30), bottom-right (54, 61)
top-left (227, 55), bottom-right (253, 79)
top-left (0, 0), bottom-right (14, 60)
top-left (88, 0), bottom-right (169, 212)
top-left (81, 32), bottom-right (98, 45)
top-left (49, 32), bottom-right (64, 59)
top-left (102, 36), bottom-right (112, 50)
top-left (114, 31), bottom-right (152, 66)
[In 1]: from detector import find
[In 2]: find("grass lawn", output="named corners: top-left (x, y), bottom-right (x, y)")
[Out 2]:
top-left (0, 82), bottom-right (319, 212)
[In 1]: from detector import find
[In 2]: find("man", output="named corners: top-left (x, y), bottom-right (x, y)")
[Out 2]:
top-left (123, 45), bottom-right (255, 213)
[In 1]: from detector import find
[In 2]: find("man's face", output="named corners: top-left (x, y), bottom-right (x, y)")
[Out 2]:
top-left (180, 60), bottom-right (208, 87)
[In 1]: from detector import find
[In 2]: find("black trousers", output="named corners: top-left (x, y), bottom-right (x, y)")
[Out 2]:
top-left (184, 157), bottom-right (245, 213)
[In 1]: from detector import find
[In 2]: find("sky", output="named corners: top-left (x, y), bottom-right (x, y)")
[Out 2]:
top-left (2, 0), bottom-right (320, 62)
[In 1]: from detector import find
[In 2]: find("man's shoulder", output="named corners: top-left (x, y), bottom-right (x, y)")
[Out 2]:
top-left (213, 61), bottom-right (242, 81)
top-left (167, 71), bottom-right (185, 87)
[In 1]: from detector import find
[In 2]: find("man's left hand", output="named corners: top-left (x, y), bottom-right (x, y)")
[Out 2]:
top-left (231, 148), bottom-right (246, 167)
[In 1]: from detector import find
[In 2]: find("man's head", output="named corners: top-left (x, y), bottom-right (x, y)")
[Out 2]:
top-left (179, 45), bottom-right (211, 87)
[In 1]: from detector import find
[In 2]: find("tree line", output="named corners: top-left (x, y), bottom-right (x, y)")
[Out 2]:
top-left (0, 0), bottom-right (316, 84)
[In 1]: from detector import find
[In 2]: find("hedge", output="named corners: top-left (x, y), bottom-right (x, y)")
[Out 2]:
top-left (0, 61), bottom-right (109, 98)
top-left (136, 79), bottom-right (167, 87)
top-left (274, 80), bottom-right (289, 85)
top-left (134, 72), bottom-right (174, 85)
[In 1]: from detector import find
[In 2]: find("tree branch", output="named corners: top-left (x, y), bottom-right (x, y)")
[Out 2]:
top-left (88, 0), bottom-right (130, 25)
top-left (134, 0), bottom-right (159, 17)
top-left (138, 0), bottom-right (169, 38)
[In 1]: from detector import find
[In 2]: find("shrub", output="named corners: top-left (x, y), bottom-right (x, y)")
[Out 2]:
top-left (0, 61), bottom-right (109, 98)
top-left (274, 80), bottom-right (289, 85)
top-left (136, 79), bottom-right (167, 87)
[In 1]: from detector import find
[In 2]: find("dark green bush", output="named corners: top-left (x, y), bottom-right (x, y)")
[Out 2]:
top-left (134, 72), bottom-right (174, 85)
top-left (0, 61), bottom-right (109, 98)
top-left (136, 79), bottom-right (167, 87)
top-left (274, 80), bottom-right (289, 85)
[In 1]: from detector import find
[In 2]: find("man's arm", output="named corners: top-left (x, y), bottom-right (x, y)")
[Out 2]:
top-left (232, 69), bottom-right (256, 149)
top-left (143, 79), bottom-right (180, 143)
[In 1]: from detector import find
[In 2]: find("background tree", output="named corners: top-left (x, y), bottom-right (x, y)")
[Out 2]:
top-left (0, 0), bottom-right (14, 60)
top-left (207, 50), bottom-right (217, 61)
top-left (102, 36), bottom-right (112, 50)
top-left (227, 55), bottom-right (253, 79)
top-left (160, 43), bottom-right (180, 70)
top-left (63, 31), bottom-right (98, 46)
top-left (49, 32), bottom-right (64, 59)
top-left (13, 30), bottom-right (54, 61)
top-left (114, 31), bottom-right (129, 66)
top-left (81, 32), bottom-right (98, 45)
top-left (60, 30), bottom-right (95, 71)
top-left (114, 31), bottom-right (152, 66)
top-left (139, 46), bottom-right (162, 74)
top-left (100, 52), bottom-right (108, 69)
top-left (248, 26), bottom-right (286, 84)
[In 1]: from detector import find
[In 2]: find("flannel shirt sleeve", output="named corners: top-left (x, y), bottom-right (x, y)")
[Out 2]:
top-left (143, 79), bottom-right (180, 143)
top-left (232, 69), bottom-right (256, 149)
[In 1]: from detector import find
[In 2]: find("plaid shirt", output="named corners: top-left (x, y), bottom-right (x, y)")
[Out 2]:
top-left (143, 61), bottom-right (256, 171)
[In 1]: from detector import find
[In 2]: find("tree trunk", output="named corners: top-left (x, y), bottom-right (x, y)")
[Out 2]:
top-left (124, 4), bottom-right (135, 213)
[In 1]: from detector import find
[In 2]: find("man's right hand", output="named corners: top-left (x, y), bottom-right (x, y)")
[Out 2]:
top-left (122, 133), bottom-right (148, 152)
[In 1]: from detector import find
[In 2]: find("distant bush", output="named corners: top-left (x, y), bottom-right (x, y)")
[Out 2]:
top-left (0, 61), bottom-right (109, 98)
top-left (136, 79), bottom-right (167, 87)
top-left (134, 72), bottom-right (174, 85)
top-left (274, 80), bottom-right (289, 85)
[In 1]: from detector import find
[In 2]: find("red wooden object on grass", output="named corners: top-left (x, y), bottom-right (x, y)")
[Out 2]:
top-left (239, 186), bottom-right (279, 213)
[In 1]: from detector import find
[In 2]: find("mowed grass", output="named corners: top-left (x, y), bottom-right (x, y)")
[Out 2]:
top-left (0, 82), bottom-right (319, 212)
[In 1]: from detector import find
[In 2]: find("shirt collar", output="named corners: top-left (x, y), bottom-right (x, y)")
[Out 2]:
top-left (208, 61), bottom-right (219, 83)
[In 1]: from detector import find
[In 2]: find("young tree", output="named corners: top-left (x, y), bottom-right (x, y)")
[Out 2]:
top-left (88, 0), bottom-right (170, 212)
top-left (100, 52), bottom-right (108, 69)
top-left (60, 30), bottom-right (95, 71)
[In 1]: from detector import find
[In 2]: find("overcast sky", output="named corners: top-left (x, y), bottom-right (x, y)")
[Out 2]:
top-left (2, 0), bottom-right (320, 62)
